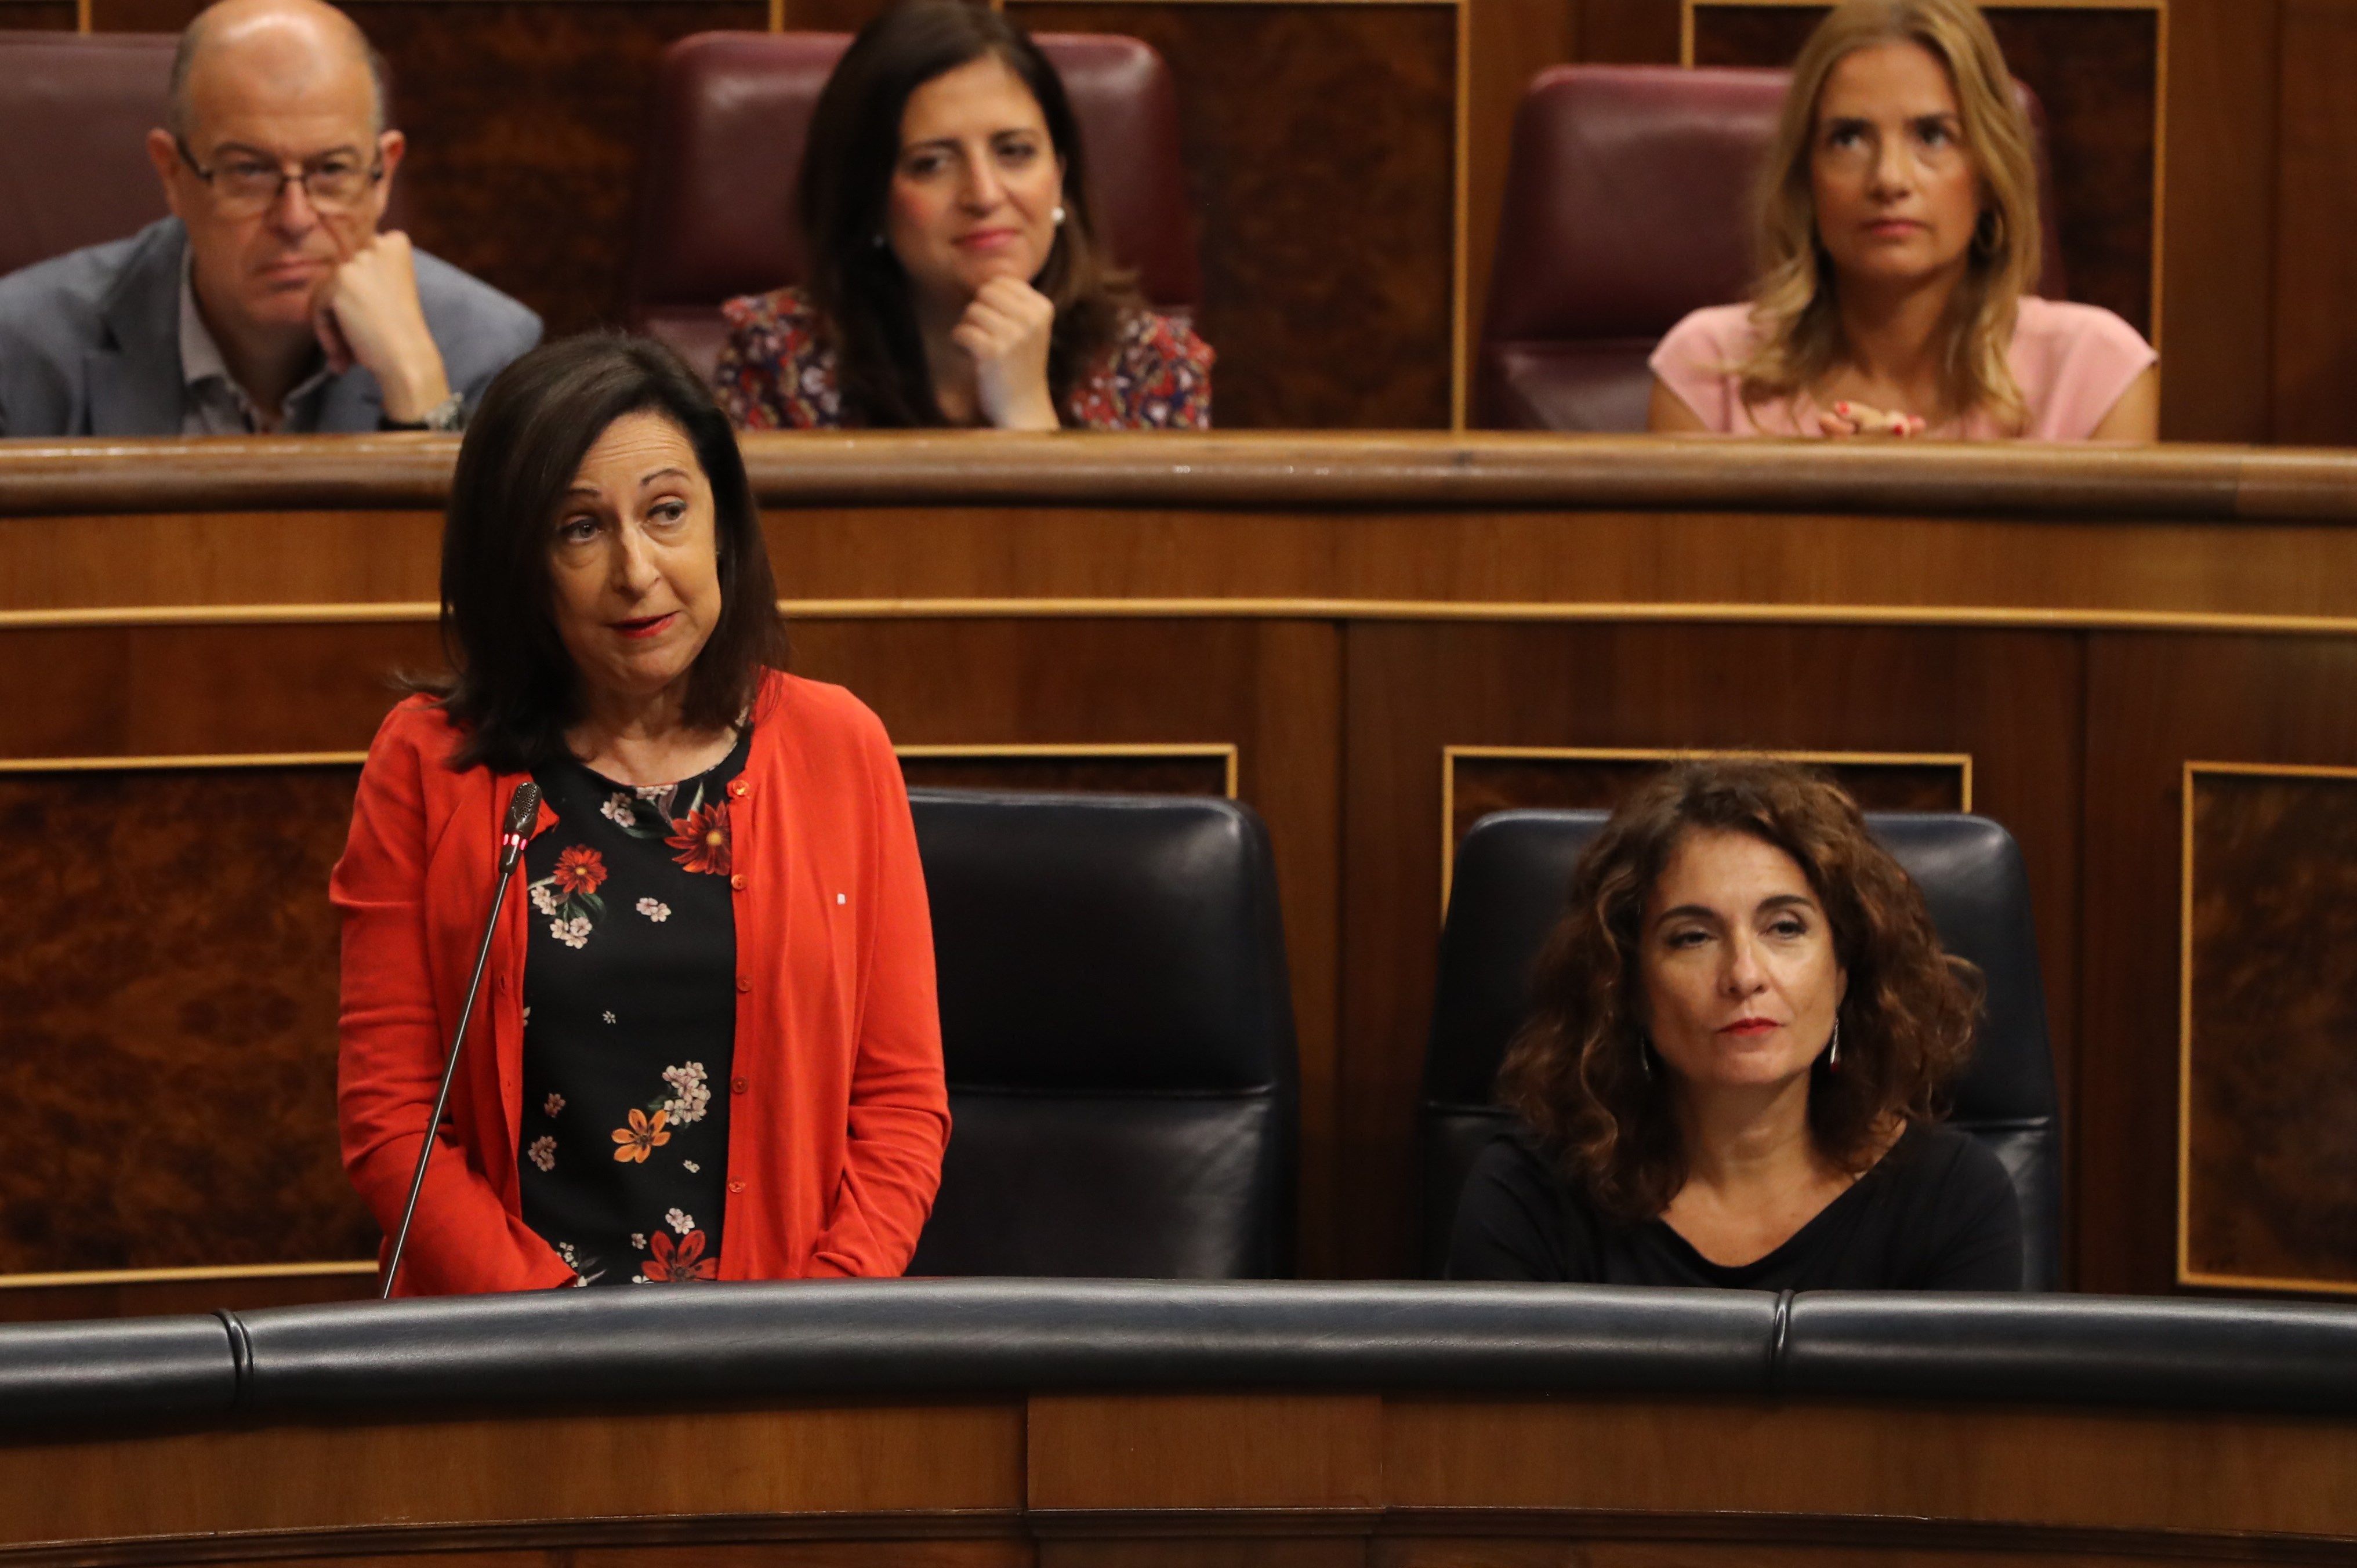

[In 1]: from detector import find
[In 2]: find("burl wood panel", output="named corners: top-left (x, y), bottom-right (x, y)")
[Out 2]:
top-left (2079, 634), bottom-right (2357, 1295)
top-left (1448, 752), bottom-right (1965, 850)
top-left (0, 764), bottom-right (375, 1272)
top-left (2271, 2), bottom-right (2357, 447)
top-left (1690, 6), bottom-right (2157, 339)
top-left (2184, 771), bottom-right (2357, 1290)
top-left (1339, 622), bottom-right (2081, 1277)
top-left (1007, 3), bottom-right (1456, 430)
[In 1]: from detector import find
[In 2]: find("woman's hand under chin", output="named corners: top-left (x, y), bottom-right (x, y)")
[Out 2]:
top-left (1816, 400), bottom-right (1927, 438)
top-left (953, 276), bottom-right (1062, 430)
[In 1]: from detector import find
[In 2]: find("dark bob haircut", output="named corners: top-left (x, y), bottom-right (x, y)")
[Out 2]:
top-left (798, 0), bottom-right (1136, 426)
top-left (426, 334), bottom-right (787, 774)
top-left (1497, 760), bottom-right (1982, 1223)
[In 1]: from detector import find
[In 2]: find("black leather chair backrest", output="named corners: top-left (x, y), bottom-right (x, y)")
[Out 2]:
top-left (1420, 809), bottom-right (2061, 1288)
top-left (907, 789), bottom-right (1296, 1279)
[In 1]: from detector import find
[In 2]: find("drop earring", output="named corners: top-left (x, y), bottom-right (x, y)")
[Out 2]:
top-left (1637, 1032), bottom-right (1655, 1080)
top-left (1826, 1017), bottom-right (1843, 1072)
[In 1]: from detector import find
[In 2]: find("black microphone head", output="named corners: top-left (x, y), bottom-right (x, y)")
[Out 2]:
top-left (505, 780), bottom-right (543, 836)
top-left (499, 781), bottom-right (542, 870)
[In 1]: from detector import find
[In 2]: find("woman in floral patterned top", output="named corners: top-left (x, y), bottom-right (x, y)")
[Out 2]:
top-left (712, 0), bottom-right (1212, 431)
top-left (333, 335), bottom-right (948, 1295)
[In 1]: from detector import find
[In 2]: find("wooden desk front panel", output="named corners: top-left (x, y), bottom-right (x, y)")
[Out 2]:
top-left (2, 1392), bottom-right (2354, 1566)
top-left (10, 444), bottom-right (2357, 1297)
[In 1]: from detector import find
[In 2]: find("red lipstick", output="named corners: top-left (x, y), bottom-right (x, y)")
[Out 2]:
top-left (612, 612), bottom-right (676, 640)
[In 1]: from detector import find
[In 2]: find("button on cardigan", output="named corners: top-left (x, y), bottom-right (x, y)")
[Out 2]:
top-left (333, 670), bottom-right (949, 1295)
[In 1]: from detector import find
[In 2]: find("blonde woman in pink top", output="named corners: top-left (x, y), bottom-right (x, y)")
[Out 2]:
top-left (1648, 0), bottom-right (2156, 442)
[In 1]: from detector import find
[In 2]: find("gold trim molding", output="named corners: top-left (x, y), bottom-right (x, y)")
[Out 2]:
top-left (10, 597), bottom-right (2357, 637)
top-left (1441, 745), bottom-right (1975, 913)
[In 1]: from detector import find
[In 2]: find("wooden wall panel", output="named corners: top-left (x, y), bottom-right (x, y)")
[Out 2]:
top-left (2079, 634), bottom-right (2357, 1295)
top-left (2271, 1), bottom-right (2357, 447)
top-left (0, 763), bottom-right (376, 1273)
top-left (1337, 622), bottom-right (2082, 1277)
top-left (2160, 0), bottom-right (2280, 444)
top-left (684, 616), bottom-right (1348, 1276)
top-left (1689, 5), bottom-right (2159, 340)
top-left (1462, 0), bottom-right (1581, 419)
top-left (1447, 749), bottom-right (1967, 851)
top-left (1575, 0), bottom-right (1680, 63)
top-left (1009, 2), bottom-right (1457, 430)
top-left (2182, 767), bottom-right (2357, 1293)
top-left (901, 752), bottom-right (1230, 797)
top-left (0, 4), bottom-right (75, 26)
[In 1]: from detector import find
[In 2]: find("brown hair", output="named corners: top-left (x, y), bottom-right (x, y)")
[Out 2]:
top-left (1496, 760), bottom-right (1981, 1223)
top-left (423, 334), bottom-right (788, 775)
top-left (796, 0), bottom-right (1137, 427)
top-left (1736, 0), bottom-right (2043, 429)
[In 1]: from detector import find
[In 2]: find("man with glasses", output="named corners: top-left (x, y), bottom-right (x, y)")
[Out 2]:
top-left (0, 0), bottom-right (538, 436)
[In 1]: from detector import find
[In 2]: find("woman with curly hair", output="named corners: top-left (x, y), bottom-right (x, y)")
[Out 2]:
top-left (1647, 0), bottom-right (2155, 440)
top-left (1448, 760), bottom-right (2022, 1288)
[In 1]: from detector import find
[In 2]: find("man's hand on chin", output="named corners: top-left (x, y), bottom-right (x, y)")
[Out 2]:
top-left (314, 230), bottom-right (452, 423)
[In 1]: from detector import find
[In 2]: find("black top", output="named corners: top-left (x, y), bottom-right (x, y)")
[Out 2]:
top-left (1446, 1121), bottom-right (2024, 1290)
top-left (516, 730), bottom-right (749, 1287)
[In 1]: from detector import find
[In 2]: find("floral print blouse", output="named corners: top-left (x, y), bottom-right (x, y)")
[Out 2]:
top-left (517, 729), bottom-right (749, 1286)
top-left (712, 285), bottom-right (1214, 431)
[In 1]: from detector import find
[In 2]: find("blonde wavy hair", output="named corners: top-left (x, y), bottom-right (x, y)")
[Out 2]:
top-left (1737, 0), bottom-right (2042, 430)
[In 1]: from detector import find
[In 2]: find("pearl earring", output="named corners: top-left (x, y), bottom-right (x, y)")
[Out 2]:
top-left (1051, 205), bottom-right (1067, 226)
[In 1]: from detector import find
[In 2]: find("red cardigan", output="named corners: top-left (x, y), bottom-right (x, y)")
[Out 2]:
top-left (332, 670), bottom-right (949, 1295)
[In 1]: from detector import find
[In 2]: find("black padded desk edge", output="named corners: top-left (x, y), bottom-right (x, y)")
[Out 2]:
top-left (3, 1281), bottom-right (2355, 1428)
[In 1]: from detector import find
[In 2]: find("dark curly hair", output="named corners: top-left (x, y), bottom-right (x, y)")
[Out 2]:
top-left (1497, 760), bottom-right (1982, 1223)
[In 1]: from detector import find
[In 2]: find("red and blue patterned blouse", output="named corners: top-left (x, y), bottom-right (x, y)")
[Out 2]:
top-left (712, 286), bottom-right (1214, 430)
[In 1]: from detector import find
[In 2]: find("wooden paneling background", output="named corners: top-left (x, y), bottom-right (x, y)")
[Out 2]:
top-left (11, 435), bottom-right (2357, 1306)
top-left (14, 0), bottom-right (2357, 440)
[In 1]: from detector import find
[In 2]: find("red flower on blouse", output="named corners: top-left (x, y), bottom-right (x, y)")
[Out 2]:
top-left (666, 803), bottom-right (732, 876)
top-left (551, 845), bottom-right (606, 896)
top-left (644, 1228), bottom-right (719, 1282)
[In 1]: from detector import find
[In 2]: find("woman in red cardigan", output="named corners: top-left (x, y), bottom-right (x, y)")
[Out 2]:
top-left (333, 334), bottom-right (948, 1294)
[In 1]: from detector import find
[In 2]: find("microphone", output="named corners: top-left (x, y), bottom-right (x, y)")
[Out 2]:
top-left (381, 780), bottom-right (543, 1300)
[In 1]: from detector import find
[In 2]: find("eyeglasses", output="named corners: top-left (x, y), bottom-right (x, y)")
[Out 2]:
top-left (174, 136), bottom-right (385, 215)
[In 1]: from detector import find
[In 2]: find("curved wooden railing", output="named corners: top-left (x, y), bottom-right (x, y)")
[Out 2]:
top-left (1, 432), bottom-right (2352, 520)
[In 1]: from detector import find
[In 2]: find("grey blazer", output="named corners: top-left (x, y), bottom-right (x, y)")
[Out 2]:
top-left (0, 217), bottom-right (543, 437)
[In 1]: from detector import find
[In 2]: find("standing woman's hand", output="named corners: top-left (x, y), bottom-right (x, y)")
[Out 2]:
top-left (953, 277), bottom-right (1061, 430)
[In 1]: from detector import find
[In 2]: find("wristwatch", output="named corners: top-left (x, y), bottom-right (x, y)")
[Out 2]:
top-left (379, 393), bottom-right (466, 433)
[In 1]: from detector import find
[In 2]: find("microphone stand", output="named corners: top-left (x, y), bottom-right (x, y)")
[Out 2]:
top-left (381, 781), bottom-right (543, 1300)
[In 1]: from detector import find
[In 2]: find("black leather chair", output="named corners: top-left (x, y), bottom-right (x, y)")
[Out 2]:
top-left (906, 790), bottom-right (1296, 1279)
top-left (1419, 810), bottom-right (2062, 1289)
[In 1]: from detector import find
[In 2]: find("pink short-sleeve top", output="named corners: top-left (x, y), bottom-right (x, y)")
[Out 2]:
top-left (1648, 296), bottom-right (2156, 440)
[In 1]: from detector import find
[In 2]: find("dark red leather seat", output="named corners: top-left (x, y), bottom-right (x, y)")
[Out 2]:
top-left (627, 30), bottom-right (1200, 380)
top-left (0, 33), bottom-right (177, 280)
top-left (1475, 65), bottom-right (2064, 432)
